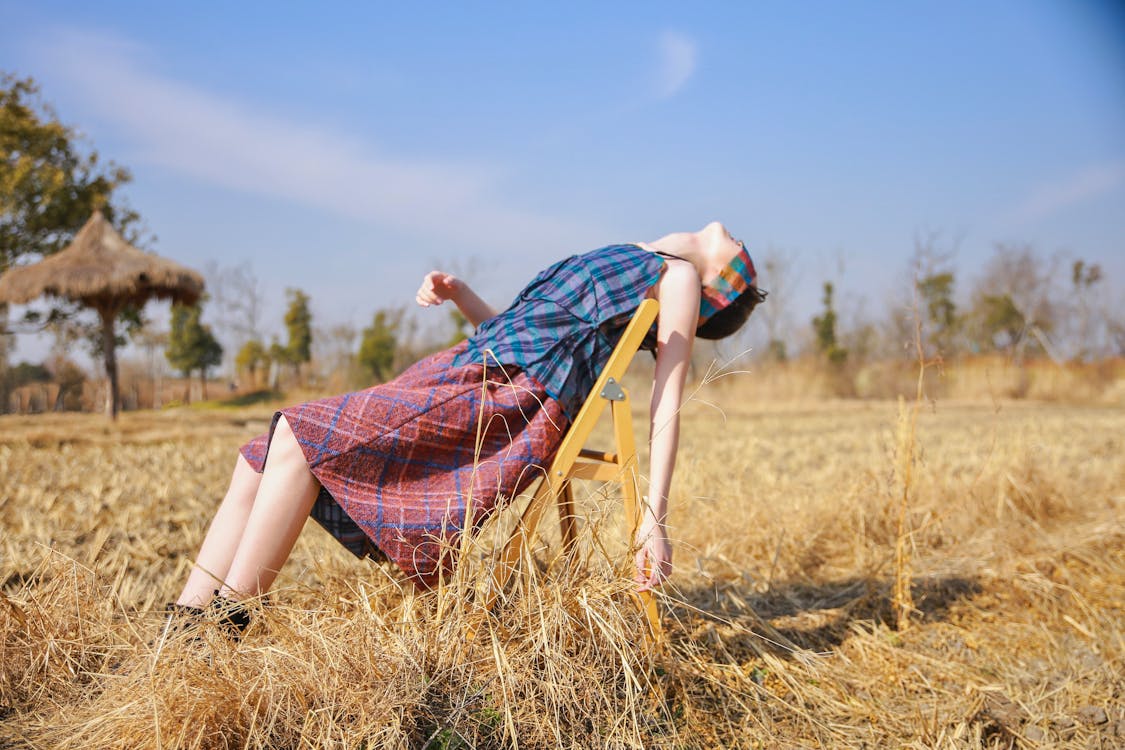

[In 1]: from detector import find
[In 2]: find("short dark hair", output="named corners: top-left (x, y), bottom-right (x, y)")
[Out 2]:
top-left (696, 286), bottom-right (768, 340)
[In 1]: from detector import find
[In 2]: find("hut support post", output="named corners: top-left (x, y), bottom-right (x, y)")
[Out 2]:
top-left (99, 305), bottom-right (120, 420)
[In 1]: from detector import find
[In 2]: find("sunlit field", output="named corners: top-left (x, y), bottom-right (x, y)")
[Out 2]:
top-left (1, 382), bottom-right (1122, 748)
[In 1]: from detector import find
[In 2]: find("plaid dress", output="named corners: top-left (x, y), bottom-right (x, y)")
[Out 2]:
top-left (240, 244), bottom-right (665, 587)
top-left (452, 244), bottom-right (665, 419)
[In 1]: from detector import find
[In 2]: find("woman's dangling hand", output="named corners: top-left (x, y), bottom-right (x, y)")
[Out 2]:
top-left (635, 514), bottom-right (673, 592)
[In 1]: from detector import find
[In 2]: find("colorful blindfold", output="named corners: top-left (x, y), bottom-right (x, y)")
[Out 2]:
top-left (699, 241), bottom-right (757, 324)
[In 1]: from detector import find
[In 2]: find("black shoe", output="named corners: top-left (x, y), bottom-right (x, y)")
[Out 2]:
top-left (153, 601), bottom-right (206, 648)
top-left (166, 602), bottom-right (205, 621)
top-left (207, 594), bottom-right (253, 639)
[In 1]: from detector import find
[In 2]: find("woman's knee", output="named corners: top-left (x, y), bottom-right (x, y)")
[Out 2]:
top-left (231, 452), bottom-right (261, 489)
top-left (268, 416), bottom-right (306, 467)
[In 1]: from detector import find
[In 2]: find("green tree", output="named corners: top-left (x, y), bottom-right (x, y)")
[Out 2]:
top-left (166, 301), bottom-right (223, 402)
top-left (235, 338), bottom-right (267, 387)
top-left (5, 360), bottom-right (50, 387)
top-left (1, 74), bottom-right (140, 274)
top-left (767, 339), bottom-right (788, 362)
top-left (50, 357), bottom-right (86, 411)
top-left (358, 309), bottom-right (400, 382)
top-left (1071, 260), bottom-right (1103, 288)
top-left (967, 244), bottom-right (1058, 362)
top-left (812, 282), bottom-right (847, 365)
top-left (975, 293), bottom-right (1025, 355)
top-left (1, 359), bottom-right (51, 413)
top-left (916, 271), bottom-right (959, 355)
top-left (282, 288), bottom-right (312, 380)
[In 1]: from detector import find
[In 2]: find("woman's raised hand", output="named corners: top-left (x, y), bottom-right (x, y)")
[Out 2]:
top-left (415, 271), bottom-right (462, 307)
top-left (416, 272), bottom-right (497, 328)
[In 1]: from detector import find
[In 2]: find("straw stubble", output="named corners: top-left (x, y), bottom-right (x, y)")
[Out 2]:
top-left (1, 395), bottom-right (1122, 748)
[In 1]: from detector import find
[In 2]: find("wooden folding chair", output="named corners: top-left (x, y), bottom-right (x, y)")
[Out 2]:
top-left (480, 298), bottom-right (662, 642)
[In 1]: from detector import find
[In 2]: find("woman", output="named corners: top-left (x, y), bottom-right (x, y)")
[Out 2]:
top-left (170, 221), bottom-right (764, 631)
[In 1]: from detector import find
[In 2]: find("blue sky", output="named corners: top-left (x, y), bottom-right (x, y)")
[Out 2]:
top-left (2, 1), bottom-right (1123, 362)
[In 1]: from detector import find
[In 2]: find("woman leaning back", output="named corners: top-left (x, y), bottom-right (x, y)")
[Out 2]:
top-left (169, 221), bottom-right (765, 633)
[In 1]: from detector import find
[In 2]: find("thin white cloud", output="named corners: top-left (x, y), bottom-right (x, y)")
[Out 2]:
top-left (30, 29), bottom-right (598, 250)
top-left (655, 31), bottom-right (698, 99)
top-left (1002, 161), bottom-right (1125, 227)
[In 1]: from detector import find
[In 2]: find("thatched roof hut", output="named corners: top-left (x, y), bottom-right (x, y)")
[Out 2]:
top-left (0, 211), bottom-right (203, 308)
top-left (0, 211), bottom-right (204, 418)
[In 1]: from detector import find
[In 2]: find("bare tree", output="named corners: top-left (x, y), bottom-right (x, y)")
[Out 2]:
top-left (203, 261), bottom-right (264, 376)
top-left (313, 322), bottom-right (359, 389)
top-left (0, 306), bottom-right (12, 413)
top-left (1097, 272), bottom-right (1124, 358)
top-left (135, 327), bottom-right (169, 408)
top-left (839, 293), bottom-right (879, 364)
top-left (1108, 315), bottom-right (1125, 357)
top-left (968, 243), bottom-right (1062, 363)
top-left (753, 245), bottom-right (799, 361)
top-left (1063, 259), bottom-right (1107, 361)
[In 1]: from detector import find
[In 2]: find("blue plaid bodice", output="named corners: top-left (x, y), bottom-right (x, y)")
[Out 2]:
top-left (450, 244), bottom-right (665, 419)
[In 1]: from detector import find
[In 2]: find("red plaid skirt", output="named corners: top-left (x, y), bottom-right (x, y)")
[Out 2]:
top-left (240, 341), bottom-right (569, 588)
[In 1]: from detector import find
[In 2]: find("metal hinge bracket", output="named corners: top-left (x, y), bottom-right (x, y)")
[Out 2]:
top-left (600, 377), bottom-right (626, 401)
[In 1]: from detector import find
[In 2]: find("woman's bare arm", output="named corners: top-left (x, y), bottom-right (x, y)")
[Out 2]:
top-left (637, 259), bottom-right (700, 591)
top-left (415, 271), bottom-right (498, 327)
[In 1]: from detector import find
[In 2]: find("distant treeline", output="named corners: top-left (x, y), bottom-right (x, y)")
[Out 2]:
top-left (1, 75), bottom-right (1121, 415)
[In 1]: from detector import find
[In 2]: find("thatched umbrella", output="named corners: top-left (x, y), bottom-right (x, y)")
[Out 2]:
top-left (0, 211), bottom-right (203, 419)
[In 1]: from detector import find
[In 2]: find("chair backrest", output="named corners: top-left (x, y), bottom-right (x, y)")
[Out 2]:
top-left (542, 299), bottom-right (660, 475)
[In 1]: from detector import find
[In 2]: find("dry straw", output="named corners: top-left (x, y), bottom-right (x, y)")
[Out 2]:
top-left (2, 361), bottom-right (1123, 747)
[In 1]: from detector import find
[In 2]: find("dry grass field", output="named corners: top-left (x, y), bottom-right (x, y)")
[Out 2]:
top-left (1, 381), bottom-right (1122, 748)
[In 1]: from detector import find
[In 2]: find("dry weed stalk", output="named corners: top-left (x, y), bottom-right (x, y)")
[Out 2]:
top-left (891, 396), bottom-right (917, 632)
top-left (890, 280), bottom-right (936, 632)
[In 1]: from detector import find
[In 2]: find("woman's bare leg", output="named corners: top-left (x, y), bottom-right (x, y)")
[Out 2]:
top-left (176, 453), bottom-right (263, 607)
top-left (219, 416), bottom-right (320, 600)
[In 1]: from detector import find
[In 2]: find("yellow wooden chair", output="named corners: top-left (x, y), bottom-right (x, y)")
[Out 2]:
top-left (479, 298), bottom-right (662, 642)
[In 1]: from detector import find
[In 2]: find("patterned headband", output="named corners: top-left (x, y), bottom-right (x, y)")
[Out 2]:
top-left (699, 241), bottom-right (757, 324)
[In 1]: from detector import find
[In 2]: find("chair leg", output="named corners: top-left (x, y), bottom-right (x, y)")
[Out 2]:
top-left (612, 397), bottom-right (663, 643)
top-left (483, 475), bottom-right (557, 613)
top-left (612, 398), bottom-right (642, 539)
top-left (558, 481), bottom-right (577, 554)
